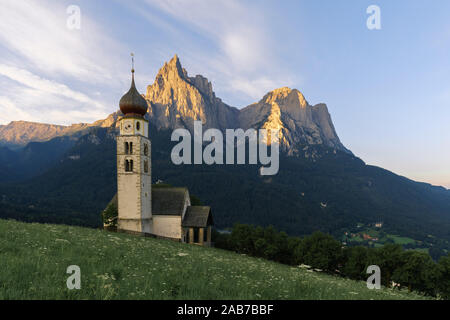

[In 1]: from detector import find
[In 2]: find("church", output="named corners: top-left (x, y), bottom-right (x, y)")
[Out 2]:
top-left (108, 64), bottom-right (214, 246)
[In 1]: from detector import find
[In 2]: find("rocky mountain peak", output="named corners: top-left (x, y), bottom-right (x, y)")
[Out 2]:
top-left (263, 87), bottom-right (308, 109)
top-left (188, 74), bottom-right (215, 101)
top-left (145, 55), bottom-right (238, 131)
top-left (239, 86), bottom-right (348, 154)
top-left (159, 55), bottom-right (187, 80)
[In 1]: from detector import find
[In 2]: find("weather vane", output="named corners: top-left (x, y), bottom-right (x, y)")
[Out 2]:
top-left (131, 52), bottom-right (135, 73)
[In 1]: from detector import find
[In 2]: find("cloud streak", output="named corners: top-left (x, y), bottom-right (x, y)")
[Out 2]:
top-left (132, 0), bottom-right (299, 106)
top-left (0, 0), bottom-right (124, 82)
top-left (0, 65), bottom-right (105, 109)
top-left (0, 0), bottom-right (130, 125)
top-left (0, 66), bottom-right (109, 125)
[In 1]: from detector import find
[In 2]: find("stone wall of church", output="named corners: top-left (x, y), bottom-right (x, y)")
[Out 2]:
top-left (139, 137), bottom-right (152, 224)
top-left (153, 216), bottom-right (182, 239)
top-left (117, 133), bottom-right (151, 234)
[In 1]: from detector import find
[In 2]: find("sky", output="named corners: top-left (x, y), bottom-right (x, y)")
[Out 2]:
top-left (0, 0), bottom-right (449, 188)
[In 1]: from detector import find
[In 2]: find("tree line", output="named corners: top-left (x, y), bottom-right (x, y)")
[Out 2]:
top-left (213, 224), bottom-right (450, 299)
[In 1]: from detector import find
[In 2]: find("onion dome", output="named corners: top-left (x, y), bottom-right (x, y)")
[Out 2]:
top-left (119, 68), bottom-right (148, 117)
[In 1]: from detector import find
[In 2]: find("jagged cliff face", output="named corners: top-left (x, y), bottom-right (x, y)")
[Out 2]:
top-left (144, 55), bottom-right (347, 153)
top-left (145, 55), bottom-right (238, 131)
top-left (238, 87), bottom-right (347, 153)
top-left (0, 55), bottom-right (348, 153)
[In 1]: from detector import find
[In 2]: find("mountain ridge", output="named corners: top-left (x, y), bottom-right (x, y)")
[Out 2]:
top-left (0, 55), bottom-right (348, 154)
top-left (0, 115), bottom-right (119, 148)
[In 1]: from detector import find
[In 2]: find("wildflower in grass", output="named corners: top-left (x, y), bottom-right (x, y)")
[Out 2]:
top-left (55, 239), bottom-right (70, 243)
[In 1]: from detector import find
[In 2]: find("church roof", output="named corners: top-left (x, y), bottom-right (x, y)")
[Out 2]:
top-left (152, 187), bottom-right (189, 216)
top-left (182, 206), bottom-right (213, 228)
top-left (107, 186), bottom-right (214, 227)
top-left (119, 70), bottom-right (148, 117)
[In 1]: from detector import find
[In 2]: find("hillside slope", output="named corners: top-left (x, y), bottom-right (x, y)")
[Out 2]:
top-left (1, 127), bottom-right (449, 248)
top-left (0, 219), bottom-right (427, 300)
top-left (0, 113), bottom-right (119, 148)
top-left (0, 121), bottom-right (88, 148)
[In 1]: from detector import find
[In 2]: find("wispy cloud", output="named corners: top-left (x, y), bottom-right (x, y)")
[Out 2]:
top-left (129, 0), bottom-right (300, 106)
top-left (0, 0), bottom-right (129, 125)
top-left (0, 65), bottom-right (110, 125)
top-left (0, 65), bottom-right (105, 108)
top-left (0, 0), bottom-right (124, 81)
top-left (0, 96), bottom-right (34, 125)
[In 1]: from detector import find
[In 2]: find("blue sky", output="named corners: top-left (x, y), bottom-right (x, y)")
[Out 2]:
top-left (0, 0), bottom-right (449, 188)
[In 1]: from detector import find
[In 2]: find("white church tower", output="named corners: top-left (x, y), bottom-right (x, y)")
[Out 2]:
top-left (117, 56), bottom-right (152, 234)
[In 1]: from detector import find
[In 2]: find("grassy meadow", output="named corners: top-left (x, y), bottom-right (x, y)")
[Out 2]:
top-left (0, 219), bottom-right (430, 300)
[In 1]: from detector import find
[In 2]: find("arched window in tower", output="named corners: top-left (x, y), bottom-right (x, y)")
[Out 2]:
top-left (125, 159), bottom-right (130, 172)
top-left (130, 160), bottom-right (134, 172)
top-left (144, 143), bottom-right (148, 156)
top-left (136, 121), bottom-right (140, 131)
top-left (144, 160), bottom-right (148, 173)
top-left (129, 142), bottom-right (133, 154)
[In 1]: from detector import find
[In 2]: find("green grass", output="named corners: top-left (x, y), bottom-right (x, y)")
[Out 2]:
top-left (0, 219), bottom-right (430, 300)
top-left (389, 235), bottom-right (416, 245)
top-left (345, 228), bottom-right (419, 248)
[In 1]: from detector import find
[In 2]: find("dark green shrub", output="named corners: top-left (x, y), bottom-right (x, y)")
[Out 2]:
top-left (294, 231), bottom-right (343, 272)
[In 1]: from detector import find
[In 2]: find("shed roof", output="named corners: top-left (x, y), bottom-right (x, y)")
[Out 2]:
top-left (152, 187), bottom-right (189, 216)
top-left (182, 206), bottom-right (213, 227)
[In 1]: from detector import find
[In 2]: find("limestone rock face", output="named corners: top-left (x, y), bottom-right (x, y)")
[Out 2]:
top-left (239, 87), bottom-right (348, 153)
top-left (143, 56), bottom-right (347, 153)
top-left (145, 55), bottom-right (239, 132)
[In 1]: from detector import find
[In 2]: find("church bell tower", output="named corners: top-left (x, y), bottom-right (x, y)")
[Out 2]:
top-left (117, 54), bottom-right (152, 234)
